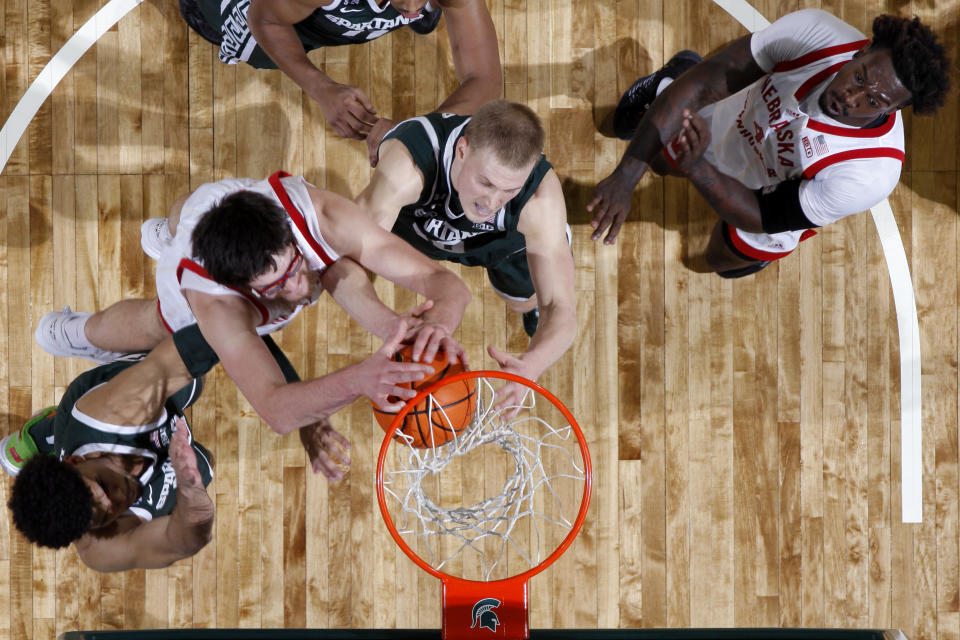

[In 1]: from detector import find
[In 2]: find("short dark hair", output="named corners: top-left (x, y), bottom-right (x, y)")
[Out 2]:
top-left (872, 14), bottom-right (951, 115)
top-left (191, 191), bottom-right (295, 288)
top-left (8, 456), bottom-right (94, 549)
top-left (463, 100), bottom-right (545, 169)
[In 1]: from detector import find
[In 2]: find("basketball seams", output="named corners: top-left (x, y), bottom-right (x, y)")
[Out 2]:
top-left (375, 347), bottom-right (476, 448)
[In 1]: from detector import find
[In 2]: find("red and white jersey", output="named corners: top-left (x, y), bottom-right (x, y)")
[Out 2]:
top-left (155, 172), bottom-right (340, 335)
top-left (688, 9), bottom-right (904, 228)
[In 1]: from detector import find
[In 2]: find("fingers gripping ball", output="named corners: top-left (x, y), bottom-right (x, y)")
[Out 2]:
top-left (373, 345), bottom-right (477, 449)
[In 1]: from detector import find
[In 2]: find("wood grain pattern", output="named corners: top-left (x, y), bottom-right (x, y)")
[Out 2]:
top-left (0, 0), bottom-right (958, 636)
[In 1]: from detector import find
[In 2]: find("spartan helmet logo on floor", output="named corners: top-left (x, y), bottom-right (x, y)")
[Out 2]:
top-left (470, 598), bottom-right (502, 632)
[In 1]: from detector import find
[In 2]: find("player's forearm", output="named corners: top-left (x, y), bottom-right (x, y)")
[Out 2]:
top-left (434, 73), bottom-right (502, 115)
top-left (256, 368), bottom-right (365, 434)
top-left (518, 302), bottom-right (577, 381)
top-left (622, 63), bottom-right (727, 173)
top-left (418, 271), bottom-right (471, 334)
top-left (166, 492), bottom-right (215, 560)
top-left (686, 161), bottom-right (764, 232)
top-left (322, 259), bottom-right (399, 339)
top-left (248, 21), bottom-right (332, 100)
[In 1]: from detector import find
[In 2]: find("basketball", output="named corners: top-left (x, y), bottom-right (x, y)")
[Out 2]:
top-left (372, 345), bottom-right (476, 449)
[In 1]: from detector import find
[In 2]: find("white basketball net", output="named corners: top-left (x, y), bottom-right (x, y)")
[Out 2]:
top-left (380, 376), bottom-right (587, 582)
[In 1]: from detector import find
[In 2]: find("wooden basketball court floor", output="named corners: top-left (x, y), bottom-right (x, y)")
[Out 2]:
top-left (1, 0), bottom-right (958, 637)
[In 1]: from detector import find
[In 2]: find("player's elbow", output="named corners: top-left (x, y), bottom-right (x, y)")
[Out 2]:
top-left (262, 412), bottom-right (300, 436)
top-left (463, 68), bottom-right (503, 102)
top-left (543, 300), bottom-right (577, 340)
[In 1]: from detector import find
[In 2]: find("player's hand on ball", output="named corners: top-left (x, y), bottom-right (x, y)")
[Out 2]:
top-left (359, 321), bottom-right (434, 412)
top-left (409, 322), bottom-right (467, 367)
top-left (298, 418), bottom-right (351, 482)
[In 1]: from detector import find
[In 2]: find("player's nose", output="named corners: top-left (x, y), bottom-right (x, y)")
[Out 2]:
top-left (843, 87), bottom-right (864, 108)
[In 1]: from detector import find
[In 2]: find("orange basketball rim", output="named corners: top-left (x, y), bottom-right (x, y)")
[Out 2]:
top-left (376, 370), bottom-right (593, 640)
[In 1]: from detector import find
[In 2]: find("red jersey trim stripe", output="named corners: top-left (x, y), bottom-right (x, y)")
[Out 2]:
top-left (794, 60), bottom-right (850, 101)
top-left (773, 39), bottom-right (869, 73)
top-left (267, 171), bottom-right (336, 266)
top-left (806, 112), bottom-right (898, 138)
top-left (175, 257), bottom-right (270, 326)
top-left (803, 147), bottom-right (905, 179)
top-left (726, 224), bottom-right (818, 261)
top-left (156, 298), bottom-right (174, 334)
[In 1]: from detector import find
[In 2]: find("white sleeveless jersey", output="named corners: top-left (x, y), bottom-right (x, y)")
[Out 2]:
top-left (155, 172), bottom-right (340, 335)
top-left (672, 9), bottom-right (905, 228)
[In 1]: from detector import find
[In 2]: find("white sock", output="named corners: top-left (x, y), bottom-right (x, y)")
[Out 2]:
top-left (656, 77), bottom-right (673, 97)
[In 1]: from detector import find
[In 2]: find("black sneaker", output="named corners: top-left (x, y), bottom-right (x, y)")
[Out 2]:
top-left (178, 0), bottom-right (223, 46)
top-left (408, 5), bottom-right (442, 35)
top-left (612, 50), bottom-right (702, 140)
top-left (717, 260), bottom-right (770, 279)
top-left (522, 308), bottom-right (539, 338)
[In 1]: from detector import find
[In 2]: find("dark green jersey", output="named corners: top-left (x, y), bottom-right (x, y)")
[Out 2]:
top-left (28, 355), bottom-right (211, 522)
top-left (382, 113), bottom-right (553, 262)
top-left (201, 0), bottom-right (429, 69)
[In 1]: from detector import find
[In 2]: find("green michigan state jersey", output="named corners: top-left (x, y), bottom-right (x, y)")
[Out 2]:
top-left (28, 354), bottom-right (212, 522)
top-left (201, 0), bottom-right (430, 69)
top-left (382, 113), bottom-right (553, 263)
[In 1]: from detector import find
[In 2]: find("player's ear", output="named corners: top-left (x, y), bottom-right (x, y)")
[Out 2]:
top-left (62, 455), bottom-right (85, 466)
top-left (455, 136), bottom-right (469, 159)
top-left (853, 43), bottom-right (871, 58)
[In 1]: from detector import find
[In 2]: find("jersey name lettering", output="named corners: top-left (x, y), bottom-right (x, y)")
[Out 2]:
top-left (325, 14), bottom-right (415, 34)
top-left (155, 459), bottom-right (177, 511)
top-left (420, 216), bottom-right (487, 247)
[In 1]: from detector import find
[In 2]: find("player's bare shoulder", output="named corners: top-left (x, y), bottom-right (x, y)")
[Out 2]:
top-left (377, 138), bottom-right (426, 188)
top-left (184, 287), bottom-right (261, 332)
top-left (518, 168), bottom-right (566, 235)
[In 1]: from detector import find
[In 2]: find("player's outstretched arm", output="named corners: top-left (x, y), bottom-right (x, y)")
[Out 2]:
top-left (320, 257), bottom-right (411, 340)
top-left (589, 34), bottom-right (765, 244)
top-left (248, 0), bottom-right (377, 139)
top-left (322, 258), bottom-right (452, 354)
top-left (74, 422), bottom-right (214, 572)
top-left (325, 186), bottom-right (471, 364)
top-left (433, 0), bottom-right (502, 115)
top-left (490, 170), bottom-right (577, 408)
top-left (189, 291), bottom-right (434, 433)
top-left (363, 0), bottom-right (501, 165)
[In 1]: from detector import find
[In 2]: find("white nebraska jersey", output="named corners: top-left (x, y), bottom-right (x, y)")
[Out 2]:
top-left (692, 9), bottom-right (904, 228)
top-left (155, 172), bottom-right (340, 335)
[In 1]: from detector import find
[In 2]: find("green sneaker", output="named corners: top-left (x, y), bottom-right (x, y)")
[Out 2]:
top-left (1, 407), bottom-right (55, 477)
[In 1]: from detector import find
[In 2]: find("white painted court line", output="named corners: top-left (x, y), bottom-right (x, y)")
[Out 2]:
top-left (715, 0), bottom-right (922, 523)
top-left (0, 0), bottom-right (144, 174)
